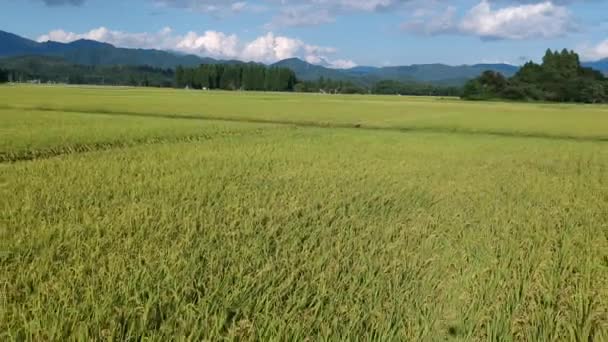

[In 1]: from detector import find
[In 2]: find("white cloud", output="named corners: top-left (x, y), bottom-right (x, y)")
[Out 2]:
top-left (579, 40), bottom-right (608, 61)
top-left (461, 1), bottom-right (574, 39)
top-left (37, 27), bottom-right (178, 49)
top-left (242, 33), bottom-right (302, 62)
top-left (36, 27), bottom-right (357, 68)
top-left (176, 31), bottom-right (240, 58)
top-left (240, 32), bottom-right (356, 67)
top-left (327, 59), bottom-right (358, 69)
top-left (402, 0), bottom-right (576, 40)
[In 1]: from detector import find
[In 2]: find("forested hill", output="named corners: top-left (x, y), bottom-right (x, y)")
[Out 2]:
top-left (270, 58), bottom-right (520, 86)
top-left (0, 56), bottom-right (174, 87)
top-left (583, 59), bottom-right (608, 74)
top-left (463, 49), bottom-right (608, 103)
top-left (0, 30), bottom-right (212, 69)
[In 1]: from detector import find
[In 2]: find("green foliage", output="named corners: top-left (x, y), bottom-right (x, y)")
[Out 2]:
top-left (461, 71), bottom-right (507, 100)
top-left (463, 49), bottom-right (608, 103)
top-left (296, 77), bottom-right (461, 96)
top-left (1, 55), bottom-right (466, 95)
top-left (0, 68), bottom-right (9, 83)
top-left (373, 80), bottom-right (462, 96)
top-left (0, 56), bottom-right (174, 86)
top-left (1, 86), bottom-right (608, 340)
top-left (294, 77), bottom-right (368, 94)
top-left (177, 64), bottom-right (297, 91)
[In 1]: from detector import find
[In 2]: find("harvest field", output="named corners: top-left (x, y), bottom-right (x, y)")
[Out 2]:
top-left (1, 85), bottom-right (608, 340)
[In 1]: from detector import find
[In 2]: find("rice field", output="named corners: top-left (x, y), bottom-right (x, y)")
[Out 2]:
top-left (1, 85), bottom-right (607, 340)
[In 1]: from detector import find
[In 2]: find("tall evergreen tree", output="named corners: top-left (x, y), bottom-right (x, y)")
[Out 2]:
top-left (463, 48), bottom-right (607, 103)
top-left (176, 63), bottom-right (296, 92)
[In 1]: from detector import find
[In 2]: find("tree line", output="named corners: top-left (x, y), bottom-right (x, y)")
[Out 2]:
top-left (1, 59), bottom-right (460, 96)
top-left (7, 50), bottom-right (605, 103)
top-left (0, 68), bottom-right (10, 83)
top-left (371, 80), bottom-right (462, 96)
top-left (0, 56), bottom-right (174, 87)
top-left (463, 49), bottom-right (607, 103)
top-left (284, 77), bottom-right (461, 96)
top-left (174, 64), bottom-right (463, 96)
top-left (294, 77), bottom-right (367, 94)
top-left (175, 64), bottom-right (297, 91)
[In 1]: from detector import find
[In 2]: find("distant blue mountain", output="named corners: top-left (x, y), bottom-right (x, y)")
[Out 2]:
top-left (272, 58), bottom-right (519, 86)
top-left (0, 29), bottom-right (214, 68)
top-left (583, 59), bottom-right (608, 74)
top-left (347, 66), bottom-right (380, 75)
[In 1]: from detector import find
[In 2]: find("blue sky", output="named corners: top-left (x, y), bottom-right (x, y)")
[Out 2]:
top-left (2, 0), bottom-right (608, 67)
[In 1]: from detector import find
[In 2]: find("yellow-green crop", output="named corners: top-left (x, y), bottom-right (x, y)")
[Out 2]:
top-left (1, 85), bottom-right (607, 340)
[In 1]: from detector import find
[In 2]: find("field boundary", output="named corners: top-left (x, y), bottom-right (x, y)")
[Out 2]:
top-left (3, 104), bottom-right (608, 144)
top-left (0, 129), bottom-right (268, 163)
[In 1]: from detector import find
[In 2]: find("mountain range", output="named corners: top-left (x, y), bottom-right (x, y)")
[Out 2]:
top-left (272, 58), bottom-right (521, 86)
top-left (1, 29), bottom-right (607, 86)
top-left (0, 29), bottom-right (212, 69)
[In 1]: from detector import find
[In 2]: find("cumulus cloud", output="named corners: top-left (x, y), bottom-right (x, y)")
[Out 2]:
top-left (37, 27), bottom-right (357, 68)
top-left (306, 56), bottom-right (358, 69)
top-left (403, 0), bottom-right (576, 40)
top-left (176, 31), bottom-right (240, 58)
top-left (38, 27), bottom-right (179, 50)
top-left (461, 1), bottom-right (574, 39)
top-left (242, 33), bottom-right (303, 61)
top-left (579, 40), bottom-right (608, 61)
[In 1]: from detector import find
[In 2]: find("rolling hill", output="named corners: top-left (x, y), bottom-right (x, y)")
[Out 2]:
top-left (0, 55), bottom-right (174, 86)
top-left (583, 59), bottom-right (608, 74)
top-left (271, 58), bottom-right (359, 82)
top-left (272, 58), bottom-right (519, 86)
top-left (0, 30), bottom-right (212, 68)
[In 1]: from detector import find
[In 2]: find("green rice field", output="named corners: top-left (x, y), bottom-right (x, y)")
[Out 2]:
top-left (1, 85), bottom-right (607, 340)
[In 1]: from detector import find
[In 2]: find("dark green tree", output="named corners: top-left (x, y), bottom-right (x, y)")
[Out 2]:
top-left (463, 48), bottom-right (607, 103)
top-left (0, 68), bottom-right (9, 83)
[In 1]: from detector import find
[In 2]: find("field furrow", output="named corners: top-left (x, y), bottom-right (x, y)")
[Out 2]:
top-left (0, 109), bottom-right (276, 162)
